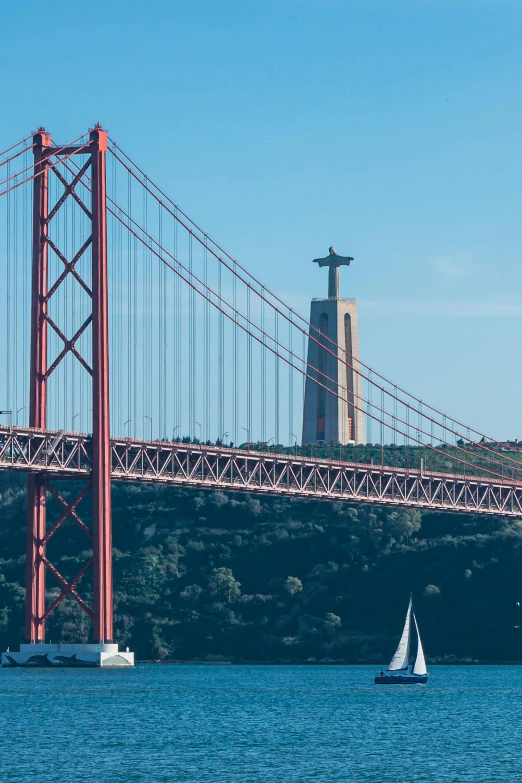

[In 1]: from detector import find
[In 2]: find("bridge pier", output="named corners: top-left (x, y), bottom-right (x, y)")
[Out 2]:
top-left (2, 643), bottom-right (134, 668)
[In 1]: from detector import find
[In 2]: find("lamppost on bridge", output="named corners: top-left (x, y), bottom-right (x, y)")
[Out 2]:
top-left (241, 427), bottom-right (251, 452)
top-left (72, 413), bottom-right (80, 431)
top-left (17, 407), bottom-right (26, 426)
top-left (144, 415), bottom-right (153, 441)
top-left (219, 432), bottom-right (229, 446)
top-left (172, 424), bottom-right (180, 441)
top-left (194, 421), bottom-right (201, 443)
top-left (266, 436), bottom-right (274, 453)
top-left (124, 419), bottom-right (132, 437)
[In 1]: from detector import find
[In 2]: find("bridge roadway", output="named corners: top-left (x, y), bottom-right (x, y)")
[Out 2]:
top-left (0, 425), bottom-right (521, 517)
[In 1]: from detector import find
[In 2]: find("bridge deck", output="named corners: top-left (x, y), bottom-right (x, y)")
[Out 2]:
top-left (1, 426), bottom-right (521, 516)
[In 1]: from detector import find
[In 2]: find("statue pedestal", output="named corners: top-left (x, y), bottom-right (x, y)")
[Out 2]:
top-left (302, 297), bottom-right (365, 445)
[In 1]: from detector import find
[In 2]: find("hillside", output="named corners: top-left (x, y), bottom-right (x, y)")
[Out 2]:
top-left (1, 471), bottom-right (521, 662)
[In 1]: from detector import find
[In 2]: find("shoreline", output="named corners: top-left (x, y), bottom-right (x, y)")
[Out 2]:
top-left (135, 659), bottom-right (522, 666)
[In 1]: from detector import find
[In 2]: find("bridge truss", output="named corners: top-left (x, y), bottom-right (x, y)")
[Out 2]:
top-left (2, 426), bottom-right (521, 517)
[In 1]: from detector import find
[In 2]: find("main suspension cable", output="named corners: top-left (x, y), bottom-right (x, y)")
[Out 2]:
top-left (60, 147), bottom-right (522, 473)
top-left (107, 144), bottom-right (507, 455)
top-left (107, 206), bottom-right (518, 483)
top-left (108, 137), bottom-right (505, 448)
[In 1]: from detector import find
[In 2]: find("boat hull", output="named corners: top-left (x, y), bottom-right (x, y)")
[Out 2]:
top-left (374, 674), bottom-right (428, 685)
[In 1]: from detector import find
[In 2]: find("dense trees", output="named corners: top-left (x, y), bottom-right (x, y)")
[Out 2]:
top-left (284, 577), bottom-right (303, 595)
top-left (1, 471), bottom-right (521, 663)
top-left (209, 568), bottom-right (241, 602)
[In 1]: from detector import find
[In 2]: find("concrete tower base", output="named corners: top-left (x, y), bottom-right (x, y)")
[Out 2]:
top-left (302, 297), bottom-right (365, 445)
top-left (1, 643), bottom-right (134, 668)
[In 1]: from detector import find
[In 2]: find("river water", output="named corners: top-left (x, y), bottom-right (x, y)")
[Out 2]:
top-left (1, 665), bottom-right (520, 782)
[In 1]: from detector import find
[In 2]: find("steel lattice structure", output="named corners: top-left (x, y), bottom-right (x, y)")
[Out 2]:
top-left (23, 128), bottom-right (112, 644)
top-left (2, 426), bottom-right (522, 517)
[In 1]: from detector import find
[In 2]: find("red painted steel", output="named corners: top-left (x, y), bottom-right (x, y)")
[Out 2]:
top-left (90, 126), bottom-right (113, 643)
top-left (24, 126), bottom-right (114, 644)
top-left (25, 129), bottom-right (51, 643)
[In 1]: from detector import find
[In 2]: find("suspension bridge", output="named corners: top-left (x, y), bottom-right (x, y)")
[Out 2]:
top-left (1, 126), bottom-right (521, 665)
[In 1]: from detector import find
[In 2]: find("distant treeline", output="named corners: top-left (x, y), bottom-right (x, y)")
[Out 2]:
top-left (172, 437), bottom-right (522, 482)
top-left (1, 471), bottom-right (521, 662)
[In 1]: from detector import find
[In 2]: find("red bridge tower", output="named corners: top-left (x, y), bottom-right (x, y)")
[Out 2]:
top-left (2, 126), bottom-right (133, 667)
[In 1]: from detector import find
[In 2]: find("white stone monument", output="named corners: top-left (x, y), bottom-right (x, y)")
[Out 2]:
top-left (302, 247), bottom-right (365, 445)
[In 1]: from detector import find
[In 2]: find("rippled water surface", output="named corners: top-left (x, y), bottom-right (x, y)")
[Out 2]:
top-left (1, 665), bottom-right (521, 782)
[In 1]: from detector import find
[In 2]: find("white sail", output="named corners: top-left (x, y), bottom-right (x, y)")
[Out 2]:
top-left (412, 611), bottom-right (428, 676)
top-left (387, 597), bottom-right (412, 671)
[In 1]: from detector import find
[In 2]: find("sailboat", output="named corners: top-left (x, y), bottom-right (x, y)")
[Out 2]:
top-left (374, 596), bottom-right (428, 684)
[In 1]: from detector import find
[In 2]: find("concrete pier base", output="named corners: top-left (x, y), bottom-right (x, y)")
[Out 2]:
top-left (1, 643), bottom-right (134, 668)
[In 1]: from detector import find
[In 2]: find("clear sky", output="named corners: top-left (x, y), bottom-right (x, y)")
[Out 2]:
top-left (2, 0), bottom-right (521, 439)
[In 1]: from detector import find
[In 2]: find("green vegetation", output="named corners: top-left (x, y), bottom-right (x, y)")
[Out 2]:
top-left (1, 470), bottom-right (522, 663)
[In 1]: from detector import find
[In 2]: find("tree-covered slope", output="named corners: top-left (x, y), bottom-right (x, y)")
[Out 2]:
top-left (1, 471), bottom-right (521, 662)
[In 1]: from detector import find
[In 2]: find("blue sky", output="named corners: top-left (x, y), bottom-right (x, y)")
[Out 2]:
top-left (2, 0), bottom-right (521, 438)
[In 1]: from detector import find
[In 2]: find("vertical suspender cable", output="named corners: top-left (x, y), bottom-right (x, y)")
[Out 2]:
top-left (159, 201), bottom-right (166, 438)
top-left (80, 183), bottom-right (84, 430)
top-left (149, 183), bottom-right (154, 438)
top-left (64, 165), bottom-right (69, 430)
top-left (174, 210), bottom-right (181, 437)
top-left (116, 163), bottom-right (123, 436)
top-left (127, 169), bottom-right (132, 432)
top-left (144, 175), bottom-right (152, 437)
top-left (288, 310), bottom-right (293, 447)
top-left (430, 417), bottom-right (434, 471)
top-left (261, 291), bottom-right (266, 442)
top-left (381, 388), bottom-right (385, 447)
top-left (405, 404), bottom-right (410, 467)
top-left (233, 263), bottom-right (238, 446)
top-left (13, 171), bottom-right (18, 419)
top-left (189, 233), bottom-right (195, 440)
top-left (218, 260), bottom-right (224, 441)
top-left (367, 370), bottom-right (373, 445)
top-left (22, 148), bottom-right (29, 423)
top-left (192, 235), bottom-right (196, 440)
top-left (133, 202), bottom-right (138, 437)
top-left (302, 329), bottom-right (306, 444)
top-left (162, 206), bottom-right (167, 439)
top-left (6, 161), bottom-right (11, 410)
top-left (54, 169), bottom-right (59, 429)
top-left (393, 386), bottom-right (398, 445)
top-left (274, 310), bottom-right (279, 446)
top-left (247, 286), bottom-right (252, 445)
top-left (204, 237), bottom-right (210, 442)
top-left (327, 327), bottom-right (333, 444)
top-left (142, 177), bottom-right (147, 437)
top-left (70, 164), bottom-right (76, 430)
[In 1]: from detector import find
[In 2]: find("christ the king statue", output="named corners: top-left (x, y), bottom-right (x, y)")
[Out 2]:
top-left (312, 246), bottom-right (353, 299)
